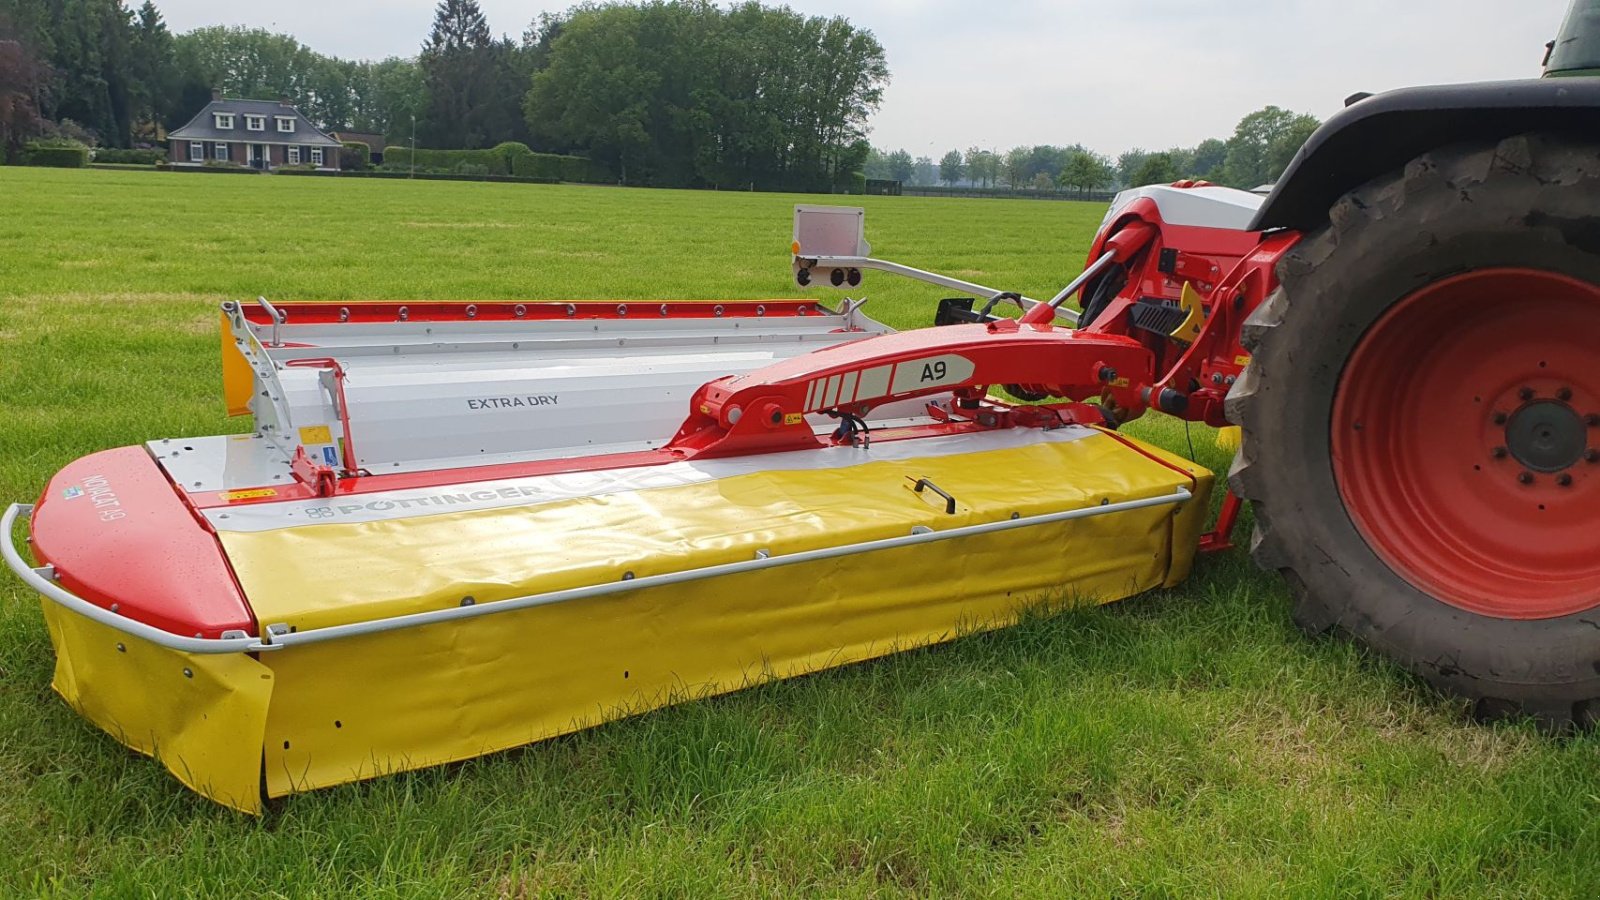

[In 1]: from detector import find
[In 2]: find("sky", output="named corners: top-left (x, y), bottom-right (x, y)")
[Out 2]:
top-left (154, 0), bottom-right (1573, 156)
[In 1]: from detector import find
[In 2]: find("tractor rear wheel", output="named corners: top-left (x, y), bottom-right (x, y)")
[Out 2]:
top-left (1228, 133), bottom-right (1600, 729)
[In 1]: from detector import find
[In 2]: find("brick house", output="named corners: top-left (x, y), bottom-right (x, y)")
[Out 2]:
top-left (167, 92), bottom-right (341, 171)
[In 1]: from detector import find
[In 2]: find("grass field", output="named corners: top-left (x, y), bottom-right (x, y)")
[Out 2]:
top-left (2, 167), bottom-right (1599, 898)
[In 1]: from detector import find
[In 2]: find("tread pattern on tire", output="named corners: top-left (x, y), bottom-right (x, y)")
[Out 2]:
top-left (1226, 133), bottom-right (1600, 730)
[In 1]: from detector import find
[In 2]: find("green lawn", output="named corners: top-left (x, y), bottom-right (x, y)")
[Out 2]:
top-left (2, 167), bottom-right (1597, 898)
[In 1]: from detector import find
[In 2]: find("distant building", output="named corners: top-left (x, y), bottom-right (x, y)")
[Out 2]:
top-left (167, 91), bottom-right (340, 171)
top-left (329, 131), bottom-right (386, 165)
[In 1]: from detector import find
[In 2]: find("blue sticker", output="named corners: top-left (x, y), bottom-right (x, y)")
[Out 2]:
top-left (323, 446), bottom-right (338, 465)
top-left (62, 486), bottom-right (83, 500)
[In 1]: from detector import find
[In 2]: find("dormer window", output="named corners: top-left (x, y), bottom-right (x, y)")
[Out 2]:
top-left (213, 113), bottom-right (234, 129)
top-left (245, 115), bottom-right (266, 132)
top-left (275, 116), bottom-right (295, 134)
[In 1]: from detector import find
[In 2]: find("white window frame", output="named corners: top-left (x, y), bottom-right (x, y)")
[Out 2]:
top-left (276, 117), bottom-right (295, 134)
top-left (245, 115), bottom-right (265, 132)
top-left (310, 147), bottom-right (324, 166)
top-left (213, 142), bottom-right (228, 161)
top-left (189, 141), bottom-right (204, 162)
top-left (214, 113), bottom-right (234, 130)
top-left (287, 146), bottom-right (300, 165)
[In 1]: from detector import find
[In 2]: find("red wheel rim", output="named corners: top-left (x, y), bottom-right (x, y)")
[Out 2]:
top-left (1332, 268), bottom-right (1600, 620)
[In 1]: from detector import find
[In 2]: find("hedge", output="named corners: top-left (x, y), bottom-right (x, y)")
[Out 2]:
top-left (276, 168), bottom-right (559, 185)
top-left (383, 143), bottom-right (605, 183)
top-left (23, 143), bottom-right (89, 168)
top-left (509, 152), bottom-right (601, 183)
top-left (339, 141), bottom-right (370, 170)
top-left (168, 162), bottom-right (261, 175)
top-left (94, 148), bottom-right (164, 165)
top-left (383, 145), bottom-right (514, 175)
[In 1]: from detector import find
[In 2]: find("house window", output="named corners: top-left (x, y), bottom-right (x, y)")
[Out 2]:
top-left (213, 142), bottom-right (229, 161)
top-left (245, 115), bottom-right (265, 131)
top-left (287, 146), bottom-right (300, 165)
top-left (213, 113), bottom-right (234, 129)
top-left (310, 147), bottom-right (324, 166)
top-left (276, 117), bottom-right (295, 134)
top-left (189, 141), bottom-right (204, 161)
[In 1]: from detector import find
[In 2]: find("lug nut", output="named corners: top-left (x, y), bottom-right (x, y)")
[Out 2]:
top-left (1586, 449), bottom-right (1599, 464)
top-left (1097, 366), bottom-right (1118, 383)
top-left (1519, 387), bottom-right (1535, 401)
top-left (1557, 387), bottom-right (1573, 402)
top-left (1491, 446), bottom-right (1508, 459)
top-left (1587, 414), bottom-right (1600, 427)
top-left (1557, 473), bottom-right (1574, 487)
top-left (1493, 412), bottom-right (1509, 425)
top-left (1518, 471), bottom-right (1535, 485)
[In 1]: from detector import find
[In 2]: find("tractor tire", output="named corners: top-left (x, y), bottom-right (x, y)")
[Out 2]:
top-left (1227, 133), bottom-right (1600, 730)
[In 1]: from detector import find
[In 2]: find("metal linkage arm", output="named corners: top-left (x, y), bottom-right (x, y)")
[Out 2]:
top-left (792, 204), bottom-right (1092, 326)
top-left (799, 255), bottom-right (1081, 327)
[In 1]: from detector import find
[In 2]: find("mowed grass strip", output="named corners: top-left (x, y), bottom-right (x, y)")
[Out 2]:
top-left (1, 167), bottom-right (1597, 898)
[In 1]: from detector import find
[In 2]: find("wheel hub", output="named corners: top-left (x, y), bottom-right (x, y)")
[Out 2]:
top-left (1505, 400), bottom-right (1587, 474)
top-left (1332, 268), bottom-right (1600, 620)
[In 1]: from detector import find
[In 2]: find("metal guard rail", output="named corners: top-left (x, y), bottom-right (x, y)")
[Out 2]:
top-left (2, 486), bottom-right (1190, 655)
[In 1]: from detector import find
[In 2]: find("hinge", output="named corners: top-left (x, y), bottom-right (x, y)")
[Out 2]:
top-left (289, 446), bottom-right (338, 498)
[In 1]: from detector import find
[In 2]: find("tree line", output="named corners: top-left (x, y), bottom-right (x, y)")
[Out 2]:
top-left (0, 0), bottom-right (888, 191)
top-left (869, 105), bottom-right (1321, 194)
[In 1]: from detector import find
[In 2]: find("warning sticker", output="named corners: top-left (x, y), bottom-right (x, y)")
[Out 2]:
top-left (299, 425), bottom-right (333, 445)
top-left (222, 488), bottom-right (279, 502)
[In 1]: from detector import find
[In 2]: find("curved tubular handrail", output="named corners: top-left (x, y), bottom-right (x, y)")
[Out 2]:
top-left (1, 503), bottom-right (269, 654)
top-left (4, 487), bottom-right (1191, 654)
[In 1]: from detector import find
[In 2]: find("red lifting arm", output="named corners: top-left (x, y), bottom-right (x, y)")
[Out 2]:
top-left (667, 320), bottom-right (1155, 458)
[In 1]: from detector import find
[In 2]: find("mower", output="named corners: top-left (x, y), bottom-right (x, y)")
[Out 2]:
top-left (5, 4), bottom-right (1599, 812)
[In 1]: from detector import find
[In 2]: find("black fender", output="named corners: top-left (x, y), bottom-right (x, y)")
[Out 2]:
top-left (1250, 79), bottom-right (1600, 233)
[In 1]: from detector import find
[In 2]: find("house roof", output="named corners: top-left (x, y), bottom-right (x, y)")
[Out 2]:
top-left (330, 131), bottom-right (386, 150)
top-left (169, 99), bottom-right (340, 146)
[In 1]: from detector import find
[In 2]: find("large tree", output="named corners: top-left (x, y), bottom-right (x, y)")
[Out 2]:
top-left (1191, 137), bottom-right (1228, 181)
top-left (938, 149), bottom-right (963, 185)
top-left (1058, 149), bottom-right (1114, 197)
top-left (527, 1), bottom-right (886, 190)
top-left (1001, 146), bottom-right (1029, 189)
top-left (884, 148), bottom-right (913, 182)
top-left (418, 0), bottom-right (498, 148)
top-left (15, 0), bottom-right (139, 146)
top-left (0, 26), bottom-right (48, 159)
top-left (964, 147), bottom-right (998, 188)
top-left (1220, 105), bottom-right (1319, 188)
top-left (173, 26), bottom-right (319, 107)
top-left (124, 2), bottom-right (170, 138)
top-left (1129, 151), bottom-right (1179, 187)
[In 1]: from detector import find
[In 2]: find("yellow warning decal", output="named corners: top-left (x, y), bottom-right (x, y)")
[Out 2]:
top-left (784, 413), bottom-right (804, 425)
top-left (222, 488), bottom-right (279, 502)
top-left (1170, 282), bottom-right (1206, 341)
top-left (1234, 354), bottom-right (1251, 366)
top-left (299, 425), bottom-right (333, 445)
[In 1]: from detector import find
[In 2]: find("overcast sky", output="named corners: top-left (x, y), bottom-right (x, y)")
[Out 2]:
top-left (155, 0), bottom-right (1571, 156)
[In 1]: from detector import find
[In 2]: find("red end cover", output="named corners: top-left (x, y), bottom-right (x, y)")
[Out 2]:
top-left (30, 446), bottom-right (256, 638)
